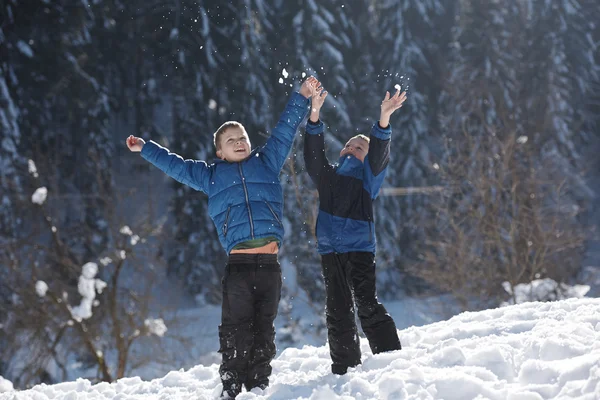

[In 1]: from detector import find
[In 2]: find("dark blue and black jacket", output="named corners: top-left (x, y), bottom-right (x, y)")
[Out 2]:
top-left (304, 120), bottom-right (391, 254)
top-left (141, 92), bottom-right (310, 254)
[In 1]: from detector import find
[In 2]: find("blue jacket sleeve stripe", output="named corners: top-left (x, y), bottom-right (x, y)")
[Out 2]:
top-left (305, 119), bottom-right (324, 135)
top-left (141, 140), bottom-right (210, 193)
top-left (261, 92), bottom-right (310, 172)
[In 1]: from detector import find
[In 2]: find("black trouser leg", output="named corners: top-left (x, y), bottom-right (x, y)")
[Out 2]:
top-left (245, 263), bottom-right (282, 391)
top-left (219, 264), bottom-right (255, 398)
top-left (348, 252), bottom-right (401, 354)
top-left (321, 253), bottom-right (361, 374)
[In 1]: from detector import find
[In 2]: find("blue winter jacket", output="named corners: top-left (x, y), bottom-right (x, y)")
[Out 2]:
top-left (303, 120), bottom-right (391, 254)
top-left (141, 92), bottom-right (310, 254)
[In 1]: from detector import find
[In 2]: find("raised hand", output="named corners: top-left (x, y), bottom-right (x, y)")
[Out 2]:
top-left (380, 89), bottom-right (407, 127)
top-left (126, 135), bottom-right (146, 152)
top-left (299, 76), bottom-right (319, 98)
top-left (309, 84), bottom-right (328, 122)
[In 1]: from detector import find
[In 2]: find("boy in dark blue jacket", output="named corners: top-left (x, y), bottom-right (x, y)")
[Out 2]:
top-left (126, 76), bottom-right (317, 398)
top-left (303, 84), bottom-right (407, 375)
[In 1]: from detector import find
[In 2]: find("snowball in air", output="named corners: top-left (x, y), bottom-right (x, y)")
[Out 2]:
top-left (31, 187), bottom-right (48, 205)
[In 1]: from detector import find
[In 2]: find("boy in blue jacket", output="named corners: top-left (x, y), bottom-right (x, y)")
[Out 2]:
top-left (126, 76), bottom-right (317, 398)
top-left (303, 84), bottom-right (407, 375)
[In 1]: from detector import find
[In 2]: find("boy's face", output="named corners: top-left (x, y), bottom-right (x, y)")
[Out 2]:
top-left (340, 137), bottom-right (369, 163)
top-left (217, 127), bottom-right (251, 162)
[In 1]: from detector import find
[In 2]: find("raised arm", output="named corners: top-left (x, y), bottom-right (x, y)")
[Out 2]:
top-left (303, 83), bottom-right (330, 181)
top-left (261, 76), bottom-right (317, 172)
top-left (128, 137), bottom-right (211, 193)
top-left (364, 89), bottom-right (407, 198)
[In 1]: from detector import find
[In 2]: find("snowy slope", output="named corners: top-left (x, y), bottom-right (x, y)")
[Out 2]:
top-left (2, 298), bottom-right (599, 400)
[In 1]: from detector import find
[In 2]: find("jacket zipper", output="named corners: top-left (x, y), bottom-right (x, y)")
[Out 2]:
top-left (238, 163), bottom-right (255, 239)
top-left (264, 200), bottom-right (283, 227)
top-left (222, 206), bottom-right (231, 237)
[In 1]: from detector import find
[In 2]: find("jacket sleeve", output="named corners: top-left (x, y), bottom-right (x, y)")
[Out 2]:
top-left (303, 119), bottom-right (331, 183)
top-left (261, 91), bottom-right (310, 172)
top-left (140, 140), bottom-right (211, 193)
top-left (363, 122), bottom-right (391, 198)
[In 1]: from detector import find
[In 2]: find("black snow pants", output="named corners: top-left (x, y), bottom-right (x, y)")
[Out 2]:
top-left (321, 252), bottom-right (401, 374)
top-left (218, 253), bottom-right (282, 397)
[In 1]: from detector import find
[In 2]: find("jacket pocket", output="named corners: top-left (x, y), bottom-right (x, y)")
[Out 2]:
top-left (264, 200), bottom-right (283, 227)
top-left (222, 206), bottom-right (231, 237)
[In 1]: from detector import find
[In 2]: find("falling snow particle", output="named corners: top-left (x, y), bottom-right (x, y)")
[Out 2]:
top-left (279, 78), bottom-right (284, 84)
top-left (119, 225), bottom-right (133, 236)
top-left (208, 99), bottom-right (217, 110)
top-left (394, 84), bottom-right (401, 91)
top-left (282, 68), bottom-right (289, 78)
top-left (517, 136), bottom-right (528, 144)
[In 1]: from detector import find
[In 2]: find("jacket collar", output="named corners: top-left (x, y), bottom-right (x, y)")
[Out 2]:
top-left (336, 154), bottom-right (364, 179)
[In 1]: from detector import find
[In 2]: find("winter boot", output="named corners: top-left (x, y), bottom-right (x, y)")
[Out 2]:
top-left (220, 371), bottom-right (242, 399)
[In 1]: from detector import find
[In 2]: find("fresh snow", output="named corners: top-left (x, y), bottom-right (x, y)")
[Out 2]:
top-left (31, 187), bottom-right (48, 205)
top-left (3, 298), bottom-right (599, 399)
top-left (35, 281), bottom-right (48, 297)
top-left (69, 262), bottom-right (106, 321)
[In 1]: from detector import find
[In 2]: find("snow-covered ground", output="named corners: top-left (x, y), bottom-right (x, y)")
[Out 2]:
top-left (3, 298), bottom-right (599, 400)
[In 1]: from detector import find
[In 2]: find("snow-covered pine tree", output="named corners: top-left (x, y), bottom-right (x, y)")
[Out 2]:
top-left (0, 0), bottom-right (116, 386)
top-left (423, 0), bottom-right (595, 309)
top-left (6, 1), bottom-right (114, 260)
top-left (0, 15), bottom-right (24, 242)
top-left (520, 0), bottom-right (599, 167)
top-left (370, 0), bottom-right (454, 296)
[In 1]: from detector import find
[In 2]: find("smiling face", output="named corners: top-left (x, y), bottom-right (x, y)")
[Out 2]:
top-left (340, 136), bottom-right (369, 163)
top-left (216, 126), bottom-right (251, 162)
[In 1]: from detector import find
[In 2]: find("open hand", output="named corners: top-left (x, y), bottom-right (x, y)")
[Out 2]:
top-left (310, 84), bottom-right (328, 113)
top-left (380, 89), bottom-right (407, 117)
top-left (299, 76), bottom-right (319, 98)
top-left (126, 135), bottom-right (145, 152)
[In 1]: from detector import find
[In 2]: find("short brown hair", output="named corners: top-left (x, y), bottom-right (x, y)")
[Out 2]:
top-left (350, 134), bottom-right (370, 143)
top-left (213, 121), bottom-right (245, 150)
